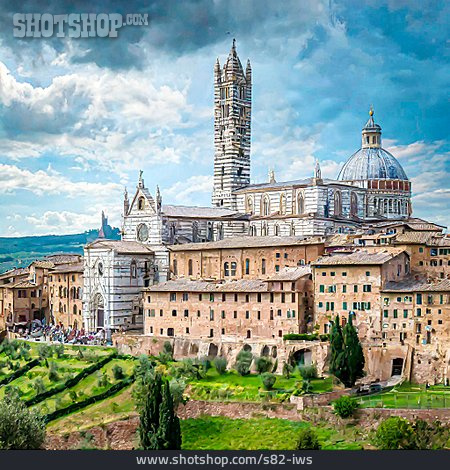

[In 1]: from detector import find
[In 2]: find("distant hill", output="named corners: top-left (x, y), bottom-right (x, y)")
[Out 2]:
top-left (0, 227), bottom-right (120, 274)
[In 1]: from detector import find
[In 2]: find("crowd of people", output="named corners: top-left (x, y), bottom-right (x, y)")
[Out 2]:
top-left (15, 319), bottom-right (107, 345)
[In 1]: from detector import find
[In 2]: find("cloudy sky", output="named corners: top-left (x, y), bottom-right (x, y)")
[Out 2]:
top-left (0, 0), bottom-right (448, 236)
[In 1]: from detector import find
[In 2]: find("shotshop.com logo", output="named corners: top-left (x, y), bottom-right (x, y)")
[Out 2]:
top-left (13, 13), bottom-right (149, 38)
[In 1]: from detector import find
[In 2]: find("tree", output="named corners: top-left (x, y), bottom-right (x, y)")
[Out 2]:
top-left (0, 394), bottom-right (46, 449)
top-left (157, 380), bottom-right (182, 450)
top-left (296, 428), bottom-right (321, 450)
top-left (329, 315), bottom-right (347, 385)
top-left (139, 373), bottom-right (163, 450)
top-left (298, 364), bottom-right (318, 380)
top-left (255, 356), bottom-right (272, 374)
top-left (282, 362), bottom-right (293, 379)
top-left (213, 356), bottom-right (227, 375)
top-left (261, 372), bottom-right (276, 390)
top-left (409, 419), bottom-right (448, 450)
top-left (234, 349), bottom-right (253, 376)
top-left (342, 315), bottom-right (365, 387)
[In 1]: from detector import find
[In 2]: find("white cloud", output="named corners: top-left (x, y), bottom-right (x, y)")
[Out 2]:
top-left (164, 175), bottom-right (213, 205)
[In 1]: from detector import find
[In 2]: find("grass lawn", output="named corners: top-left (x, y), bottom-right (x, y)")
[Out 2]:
top-left (188, 368), bottom-right (333, 402)
top-left (47, 385), bottom-right (136, 434)
top-left (181, 416), bottom-right (366, 450)
top-left (34, 358), bottom-right (136, 415)
top-left (355, 382), bottom-right (450, 409)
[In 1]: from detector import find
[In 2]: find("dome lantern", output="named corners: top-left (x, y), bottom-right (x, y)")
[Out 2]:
top-left (361, 106), bottom-right (382, 149)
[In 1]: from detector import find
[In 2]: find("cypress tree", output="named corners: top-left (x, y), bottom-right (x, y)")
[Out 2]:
top-left (157, 380), bottom-right (182, 450)
top-left (139, 373), bottom-right (163, 450)
top-left (342, 315), bottom-right (365, 387)
top-left (329, 315), bottom-right (347, 384)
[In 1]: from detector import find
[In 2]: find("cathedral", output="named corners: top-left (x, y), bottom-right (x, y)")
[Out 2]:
top-left (82, 40), bottom-right (413, 335)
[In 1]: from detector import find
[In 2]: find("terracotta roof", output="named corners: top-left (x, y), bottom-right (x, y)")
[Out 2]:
top-left (267, 266), bottom-right (311, 281)
top-left (383, 278), bottom-right (450, 293)
top-left (45, 254), bottom-right (83, 264)
top-left (394, 232), bottom-right (433, 244)
top-left (312, 249), bottom-right (406, 266)
top-left (86, 239), bottom-right (154, 254)
top-left (169, 235), bottom-right (324, 252)
top-left (30, 260), bottom-right (55, 269)
top-left (0, 267), bottom-right (30, 279)
top-left (12, 280), bottom-right (36, 289)
top-left (145, 278), bottom-right (268, 293)
top-left (50, 262), bottom-right (84, 274)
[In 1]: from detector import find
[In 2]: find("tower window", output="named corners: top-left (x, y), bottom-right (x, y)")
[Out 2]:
top-left (237, 167), bottom-right (243, 177)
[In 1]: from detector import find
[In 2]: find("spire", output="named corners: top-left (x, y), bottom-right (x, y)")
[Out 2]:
top-left (123, 187), bottom-right (129, 216)
top-left (138, 170), bottom-right (144, 188)
top-left (362, 106), bottom-right (382, 148)
top-left (156, 185), bottom-right (162, 213)
top-left (98, 211), bottom-right (106, 239)
top-left (313, 160), bottom-right (323, 185)
top-left (268, 168), bottom-right (276, 184)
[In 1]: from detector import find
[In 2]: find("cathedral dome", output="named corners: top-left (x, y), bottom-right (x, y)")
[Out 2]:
top-left (337, 147), bottom-right (408, 181)
top-left (337, 109), bottom-right (408, 182)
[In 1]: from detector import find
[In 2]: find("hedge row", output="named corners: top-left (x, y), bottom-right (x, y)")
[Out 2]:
top-left (43, 375), bottom-right (135, 423)
top-left (0, 358), bottom-right (40, 386)
top-left (283, 333), bottom-right (330, 342)
top-left (25, 352), bottom-right (117, 406)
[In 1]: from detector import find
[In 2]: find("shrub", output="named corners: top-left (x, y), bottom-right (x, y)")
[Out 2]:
top-left (296, 428), bottom-right (321, 450)
top-left (112, 365), bottom-right (125, 380)
top-left (54, 344), bottom-right (65, 358)
top-left (213, 356), bottom-right (227, 375)
top-left (97, 371), bottom-right (110, 389)
top-left (69, 390), bottom-right (77, 402)
top-left (333, 396), bottom-right (359, 418)
top-left (373, 417), bottom-right (413, 450)
top-left (283, 333), bottom-right (319, 341)
top-left (301, 379), bottom-right (313, 394)
top-left (48, 362), bottom-right (59, 382)
top-left (169, 378), bottom-right (186, 407)
top-left (158, 342), bottom-right (174, 364)
top-left (261, 372), bottom-right (276, 390)
top-left (298, 364), bottom-right (318, 380)
top-left (0, 394), bottom-right (46, 449)
top-left (409, 419), bottom-right (448, 450)
top-left (255, 356), bottom-right (272, 374)
top-left (282, 362), bottom-right (293, 379)
top-left (34, 377), bottom-right (46, 395)
top-left (198, 356), bottom-right (211, 373)
top-left (38, 344), bottom-right (53, 361)
top-left (234, 349), bottom-right (253, 376)
top-left (319, 334), bottom-right (330, 342)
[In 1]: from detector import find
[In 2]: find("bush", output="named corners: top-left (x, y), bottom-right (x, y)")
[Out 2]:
top-left (234, 349), bottom-right (253, 376)
top-left (261, 372), bottom-right (276, 390)
top-left (283, 334), bottom-right (319, 341)
top-left (333, 396), bottom-right (359, 418)
top-left (213, 356), bottom-right (227, 375)
top-left (255, 356), bottom-right (272, 374)
top-left (34, 377), bottom-right (46, 395)
top-left (301, 379), bottom-right (313, 394)
top-left (298, 364), bottom-right (318, 380)
top-left (199, 356), bottom-right (211, 373)
top-left (296, 428), bottom-right (321, 450)
top-left (0, 394), bottom-right (46, 449)
top-left (48, 362), bottom-right (59, 382)
top-left (282, 362), bottom-right (293, 379)
top-left (373, 417), bottom-right (413, 450)
top-left (69, 390), bottom-right (77, 402)
top-left (409, 419), bottom-right (448, 450)
top-left (54, 344), bottom-right (65, 358)
top-left (112, 365), bottom-right (125, 380)
top-left (169, 378), bottom-right (186, 407)
top-left (38, 344), bottom-right (53, 361)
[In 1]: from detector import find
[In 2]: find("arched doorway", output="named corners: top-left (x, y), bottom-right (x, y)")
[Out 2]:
top-left (208, 343), bottom-right (218, 359)
top-left (93, 293), bottom-right (105, 329)
top-left (291, 348), bottom-right (312, 367)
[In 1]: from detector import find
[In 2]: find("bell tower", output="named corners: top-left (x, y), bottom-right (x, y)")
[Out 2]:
top-left (212, 39), bottom-right (252, 209)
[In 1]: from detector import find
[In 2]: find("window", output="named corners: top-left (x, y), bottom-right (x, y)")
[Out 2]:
top-left (275, 265), bottom-right (280, 272)
top-left (233, 311), bottom-right (237, 319)
top-left (188, 259), bottom-right (193, 276)
top-left (270, 293), bottom-right (274, 303)
top-left (245, 294), bottom-right (250, 302)
top-left (245, 258), bottom-right (250, 275)
top-left (245, 311), bottom-right (250, 319)
top-left (291, 293), bottom-right (295, 302)
top-left (363, 285), bottom-right (371, 292)
top-left (185, 327), bottom-right (190, 334)
top-left (342, 272), bottom-right (347, 276)
top-left (393, 309), bottom-right (398, 319)
top-left (182, 293), bottom-right (189, 301)
top-left (210, 294), bottom-right (214, 302)
top-left (224, 262), bottom-right (230, 276)
top-left (354, 285), bottom-right (358, 293)
top-left (230, 262), bottom-right (237, 276)
top-left (257, 293), bottom-right (262, 302)
top-left (221, 311), bottom-right (225, 319)
top-left (257, 311), bottom-right (261, 320)
top-left (221, 328), bottom-right (225, 334)
top-left (403, 310), bottom-right (408, 318)
top-left (160, 309), bottom-right (163, 317)
top-left (173, 260), bottom-right (178, 276)
top-left (276, 252), bottom-right (281, 259)
top-left (222, 293), bottom-right (226, 301)
top-left (383, 310), bottom-right (388, 318)
top-left (197, 310), bottom-right (200, 317)
top-left (209, 309), bottom-right (214, 321)
top-left (198, 294), bottom-right (202, 301)
top-left (138, 197), bottom-right (145, 210)
top-left (343, 302), bottom-right (347, 310)
top-left (261, 259), bottom-right (266, 275)
top-left (210, 329), bottom-right (214, 338)
top-left (130, 261), bottom-right (137, 278)
top-left (184, 309), bottom-right (189, 317)
top-left (281, 293), bottom-right (285, 303)
top-left (270, 310), bottom-right (274, 320)
top-left (170, 293), bottom-right (176, 301)
top-left (416, 293), bottom-right (422, 305)
top-left (416, 308), bottom-right (422, 317)
top-left (328, 285), bottom-right (336, 293)
top-left (331, 272), bottom-right (335, 276)
top-left (342, 285), bottom-right (347, 293)
top-left (365, 271), bottom-right (370, 276)
top-left (172, 310), bottom-right (177, 317)
top-left (319, 285), bottom-right (325, 293)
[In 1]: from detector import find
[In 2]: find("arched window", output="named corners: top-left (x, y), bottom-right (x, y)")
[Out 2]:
top-left (350, 192), bottom-right (358, 217)
top-left (217, 223), bottom-right (224, 240)
top-left (131, 261), bottom-right (137, 278)
top-left (207, 222), bottom-right (213, 241)
top-left (188, 259), bottom-right (193, 276)
top-left (246, 196), bottom-right (253, 214)
top-left (59, 286), bottom-right (63, 298)
top-left (249, 225), bottom-right (257, 236)
top-left (230, 262), bottom-right (237, 276)
top-left (59, 302), bottom-right (62, 313)
top-left (261, 196), bottom-right (270, 216)
top-left (290, 222), bottom-right (295, 236)
top-left (63, 287), bottom-right (67, 298)
top-left (334, 190), bottom-right (342, 216)
top-left (279, 194), bottom-right (286, 215)
top-left (77, 287), bottom-right (82, 299)
top-left (261, 223), bottom-right (268, 236)
top-left (244, 258), bottom-right (250, 275)
top-left (297, 192), bottom-right (305, 215)
top-left (73, 305), bottom-right (77, 315)
top-left (138, 197), bottom-right (145, 210)
top-left (274, 224), bottom-right (280, 236)
top-left (224, 262), bottom-right (230, 277)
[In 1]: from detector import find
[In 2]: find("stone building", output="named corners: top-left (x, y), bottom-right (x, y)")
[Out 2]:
top-left (143, 266), bottom-right (313, 341)
top-left (48, 261), bottom-right (84, 328)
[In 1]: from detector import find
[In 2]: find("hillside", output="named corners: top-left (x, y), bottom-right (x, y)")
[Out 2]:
top-left (0, 228), bottom-right (120, 273)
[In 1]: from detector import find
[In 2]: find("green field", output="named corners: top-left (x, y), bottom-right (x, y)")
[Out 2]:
top-left (187, 368), bottom-right (333, 402)
top-left (355, 382), bottom-right (450, 409)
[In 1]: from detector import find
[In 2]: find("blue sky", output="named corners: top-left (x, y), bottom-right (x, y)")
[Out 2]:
top-left (0, 0), bottom-right (448, 236)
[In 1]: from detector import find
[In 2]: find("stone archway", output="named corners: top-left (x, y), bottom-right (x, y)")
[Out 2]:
top-left (261, 345), bottom-right (270, 357)
top-left (242, 343), bottom-right (252, 352)
top-left (207, 343), bottom-right (218, 359)
top-left (291, 348), bottom-right (312, 367)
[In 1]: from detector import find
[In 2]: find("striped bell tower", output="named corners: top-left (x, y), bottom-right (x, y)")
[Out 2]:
top-left (212, 39), bottom-right (252, 209)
